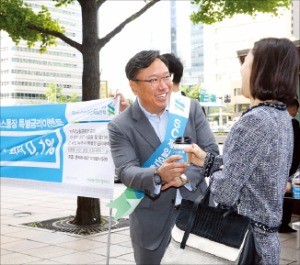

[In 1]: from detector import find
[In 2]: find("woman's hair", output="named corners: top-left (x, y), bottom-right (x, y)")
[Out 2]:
top-left (250, 38), bottom-right (299, 104)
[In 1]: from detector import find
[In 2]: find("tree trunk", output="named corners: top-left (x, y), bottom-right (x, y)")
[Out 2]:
top-left (72, 196), bottom-right (101, 225)
top-left (81, 0), bottom-right (100, 101)
top-left (73, 0), bottom-right (101, 226)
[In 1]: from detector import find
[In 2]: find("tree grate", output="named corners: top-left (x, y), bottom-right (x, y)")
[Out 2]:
top-left (22, 215), bottom-right (129, 235)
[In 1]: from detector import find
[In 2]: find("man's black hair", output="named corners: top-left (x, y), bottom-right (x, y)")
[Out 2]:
top-left (162, 53), bottom-right (183, 84)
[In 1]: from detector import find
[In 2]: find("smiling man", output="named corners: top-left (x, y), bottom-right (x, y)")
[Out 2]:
top-left (108, 50), bottom-right (218, 264)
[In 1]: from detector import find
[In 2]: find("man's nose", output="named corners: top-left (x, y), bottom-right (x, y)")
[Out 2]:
top-left (158, 79), bottom-right (171, 90)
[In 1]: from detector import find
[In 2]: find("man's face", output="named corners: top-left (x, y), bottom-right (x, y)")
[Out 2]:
top-left (287, 105), bottom-right (298, 118)
top-left (130, 58), bottom-right (173, 115)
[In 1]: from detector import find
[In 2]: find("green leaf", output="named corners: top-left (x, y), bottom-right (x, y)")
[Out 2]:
top-left (0, 0), bottom-right (64, 52)
top-left (191, 0), bottom-right (291, 24)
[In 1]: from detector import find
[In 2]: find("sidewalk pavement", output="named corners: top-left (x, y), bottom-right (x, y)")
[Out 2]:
top-left (1, 184), bottom-right (299, 265)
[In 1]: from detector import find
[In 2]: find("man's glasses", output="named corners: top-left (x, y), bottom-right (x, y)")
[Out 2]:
top-left (133, 74), bottom-right (173, 88)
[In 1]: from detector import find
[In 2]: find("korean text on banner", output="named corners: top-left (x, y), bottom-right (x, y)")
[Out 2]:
top-left (0, 98), bottom-right (119, 199)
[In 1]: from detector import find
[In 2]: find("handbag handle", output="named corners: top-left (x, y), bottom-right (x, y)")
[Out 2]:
top-left (180, 185), bottom-right (211, 249)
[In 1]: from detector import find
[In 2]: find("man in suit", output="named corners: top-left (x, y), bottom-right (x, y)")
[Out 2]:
top-left (288, 98), bottom-right (300, 175)
top-left (280, 98), bottom-right (300, 233)
top-left (108, 50), bottom-right (219, 264)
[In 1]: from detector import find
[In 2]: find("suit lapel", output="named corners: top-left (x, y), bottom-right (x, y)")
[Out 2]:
top-left (131, 101), bottom-right (161, 150)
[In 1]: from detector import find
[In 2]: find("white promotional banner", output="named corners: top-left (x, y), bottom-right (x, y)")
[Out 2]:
top-left (0, 98), bottom-right (119, 199)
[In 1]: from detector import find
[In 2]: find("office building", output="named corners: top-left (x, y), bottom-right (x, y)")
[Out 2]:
top-left (201, 4), bottom-right (299, 114)
top-left (0, 1), bottom-right (82, 106)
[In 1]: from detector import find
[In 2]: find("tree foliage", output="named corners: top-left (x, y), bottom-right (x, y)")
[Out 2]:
top-left (181, 85), bottom-right (201, 100)
top-left (0, 0), bottom-right (63, 52)
top-left (191, 0), bottom-right (291, 24)
top-left (45, 84), bottom-right (80, 103)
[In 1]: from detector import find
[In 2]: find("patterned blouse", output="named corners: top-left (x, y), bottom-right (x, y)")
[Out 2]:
top-left (207, 102), bottom-right (293, 228)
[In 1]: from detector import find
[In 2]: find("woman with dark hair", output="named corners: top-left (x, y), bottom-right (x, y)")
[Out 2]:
top-left (184, 38), bottom-right (299, 265)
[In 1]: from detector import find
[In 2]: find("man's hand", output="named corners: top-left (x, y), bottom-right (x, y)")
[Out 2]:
top-left (157, 155), bottom-right (187, 189)
top-left (161, 176), bottom-right (185, 190)
top-left (114, 91), bottom-right (130, 112)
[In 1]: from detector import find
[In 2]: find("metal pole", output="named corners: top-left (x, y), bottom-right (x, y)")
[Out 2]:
top-left (106, 205), bottom-right (113, 265)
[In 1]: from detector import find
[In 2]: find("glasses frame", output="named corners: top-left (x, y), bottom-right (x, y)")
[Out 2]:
top-left (132, 74), bottom-right (173, 88)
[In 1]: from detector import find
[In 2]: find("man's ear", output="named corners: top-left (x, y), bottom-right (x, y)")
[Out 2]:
top-left (130, 80), bottom-right (138, 95)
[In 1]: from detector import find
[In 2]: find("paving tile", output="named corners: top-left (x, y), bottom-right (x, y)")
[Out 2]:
top-left (51, 251), bottom-right (105, 264)
top-left (117, 241), bottom-right (133, 249)
top-left (281, 237), bottom-right (299, 248)
top-left (57, 238), bottom-right (106, 251)
top-left (1, 209), bottom-right (19, 216)
top-left (1, 239), bottom-right (48, 252)
top-left (5, 228), bottom-right (50, 239)
top-left (1, 225), bottom-right (29, 235)
top-left (24, 259), bottom-right (63, 264)
top-left (90, 257), bottom-right (134, 264)
top-left (91, 233), bottom-right (130, 244)
top-left (280, 247), bottom-right (299, 262)
top-left (114, 228), bottom-right (130, 236)
top-left (21, 245), bottom-right (75, 259)
top-left (4, 227), bottom-right (78, 244)
top-left (1, 252), bottom-right (41, 265)
top-left (1, 235), bottom-right (22, 244)
top-left (27, 232), bottom-right (79, 245)
top-left (116, 252), bottom-right (135, 262)
top-left (279, 258), bottom-right (295, 265)
top-left (280, 232), bottom-right (297, 242)
top-left (0, 216), bottom-right (20, 225)
top-left (1, 216), bottom-right (43, 226)
top-left (0, 249), bottom-right (12, 255)
top-left (88, 244), bottom-right (133, 258)
top-left (289, 261), bottom-right (300, 265)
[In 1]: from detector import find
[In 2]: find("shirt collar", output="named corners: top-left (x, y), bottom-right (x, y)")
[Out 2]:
top-left (137, 98), bottom-right (169, 118)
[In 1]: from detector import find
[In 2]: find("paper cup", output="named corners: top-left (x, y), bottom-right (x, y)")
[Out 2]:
top-left (173, 136), bottom-right (192, 164)
top-left (292, 179), bottom-right (300, 199)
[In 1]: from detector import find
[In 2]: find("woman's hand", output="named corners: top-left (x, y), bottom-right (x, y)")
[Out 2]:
top-left (184, 143), bottom-right (207, 167)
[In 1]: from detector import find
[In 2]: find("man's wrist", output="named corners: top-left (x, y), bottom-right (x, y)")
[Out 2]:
top-left (153, 167), bottom-right (162, 185)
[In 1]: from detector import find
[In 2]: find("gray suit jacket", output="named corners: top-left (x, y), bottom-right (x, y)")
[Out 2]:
top-left (108, 98), bottom-right (219, 250)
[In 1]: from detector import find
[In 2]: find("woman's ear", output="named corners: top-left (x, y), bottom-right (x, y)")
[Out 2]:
top-left (130, 80), bottom-right (138, 96)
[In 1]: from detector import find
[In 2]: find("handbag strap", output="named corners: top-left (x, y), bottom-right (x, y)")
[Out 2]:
top-left (179, 184), bottom-right (237, 249)
top-left (180, 185), bottom-right (211, 249)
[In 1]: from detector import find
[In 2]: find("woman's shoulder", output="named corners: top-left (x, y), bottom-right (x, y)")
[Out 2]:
top-left (232, 106), bottom-right (291, 140)
top-left (230, 107), bottom-right (276, 139)
top-left (240, 105), bottom-right (289, 125)
top-left (237, 108), bottom-right (267, 128)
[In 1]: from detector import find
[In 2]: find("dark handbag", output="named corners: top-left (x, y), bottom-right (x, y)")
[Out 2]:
top-left (173, 185), bottom-right (253, 262)
top-left (237, 224), bottom-right (262, 265)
